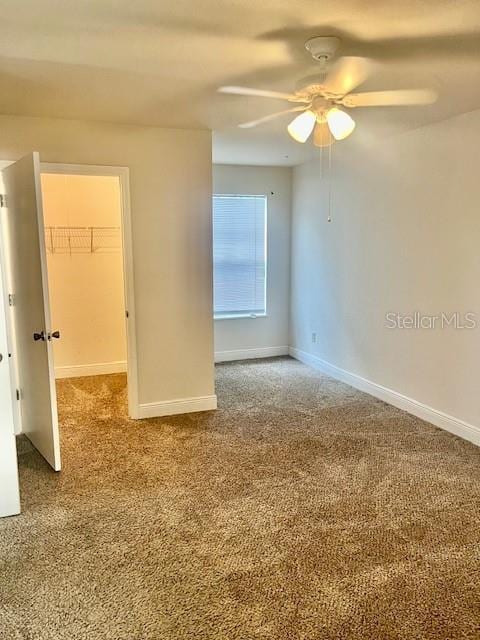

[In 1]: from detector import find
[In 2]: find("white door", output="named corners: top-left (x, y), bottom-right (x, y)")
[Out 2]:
top-left (0, 242), bottom-right (20, 517)
top-left (2, 153), bottom-right (61, 471)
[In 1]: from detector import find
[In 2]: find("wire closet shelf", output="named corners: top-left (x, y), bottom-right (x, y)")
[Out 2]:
top-left (45, 226), bottom-right (121, 254)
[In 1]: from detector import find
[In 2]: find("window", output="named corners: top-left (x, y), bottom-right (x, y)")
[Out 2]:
top-left (212, 195), bottom-right (267, 319)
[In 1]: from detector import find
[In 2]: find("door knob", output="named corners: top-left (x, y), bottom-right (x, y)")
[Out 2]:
top-left (33, 331), bottom-right (45, 341)
top-left (49, 331), bottom-right (61, 340)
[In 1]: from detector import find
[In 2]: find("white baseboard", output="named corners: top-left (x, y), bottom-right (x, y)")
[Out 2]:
top-left (136, 394), bottom-right (217, 419)
top-left (215, 346), bottom-right (289, 363)
top-left (55, 361), bottom-right (127, 379)
top-left (289, 347), bottom-right (480, 447)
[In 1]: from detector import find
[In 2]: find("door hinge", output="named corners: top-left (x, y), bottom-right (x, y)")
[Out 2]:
top-left (8, 293), bottom-right (15, 306)
top-left (125, 310), bottom-right (129, 318)
top-left (0, 194), bottom-right (6, 208)
top-left (16, 389), bottom-right (21, 401)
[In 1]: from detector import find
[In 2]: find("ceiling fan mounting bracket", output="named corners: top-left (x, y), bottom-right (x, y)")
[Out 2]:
top-left (304, 36), bottom-right (341, 62)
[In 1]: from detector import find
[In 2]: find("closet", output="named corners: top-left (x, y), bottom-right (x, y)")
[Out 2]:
top-left (41, 173), bottom-right (127, 379)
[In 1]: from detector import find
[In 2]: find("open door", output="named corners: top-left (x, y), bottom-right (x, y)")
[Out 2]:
top-left (2, 153), bottom-right (61, 471)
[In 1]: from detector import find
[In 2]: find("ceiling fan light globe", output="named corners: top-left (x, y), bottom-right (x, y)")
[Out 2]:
top-left (326, 108), bottom-right (356, 140)
top-left (287, 110), bottom-right (316, 143)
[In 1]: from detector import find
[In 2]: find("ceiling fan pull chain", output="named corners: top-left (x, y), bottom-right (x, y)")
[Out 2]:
top-left (327, 142), bottom-right (333, 223)
top-left (319, 142), bottom-right (323, 180)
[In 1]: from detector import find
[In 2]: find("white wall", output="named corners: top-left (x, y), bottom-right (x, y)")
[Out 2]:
top-left (213, 164), bottom-right (291, 360)
top-left (41, 174), bottom-right (127, 377)
top-left (291, 108), bottom-right (480, 435)
top-left (0, 115), bottom-right (215, 416)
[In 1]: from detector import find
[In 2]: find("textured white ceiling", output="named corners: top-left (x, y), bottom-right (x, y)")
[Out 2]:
top-left (0, 0), bottom-right (479, 165)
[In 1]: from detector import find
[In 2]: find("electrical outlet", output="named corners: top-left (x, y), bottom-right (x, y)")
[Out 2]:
top-left (311, 332), bottom-right (317, 344)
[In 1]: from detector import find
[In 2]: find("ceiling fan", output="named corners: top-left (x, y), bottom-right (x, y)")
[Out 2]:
top-left (218, 37), bottom-right (438, 146)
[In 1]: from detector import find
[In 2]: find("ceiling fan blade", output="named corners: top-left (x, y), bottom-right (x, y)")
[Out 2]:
top-left (218, 85), bottom-right (298, 101)
top-left (340, 89), bottom-right (438, 107)
top-left (322, 56), bottom-right (372, 98)
top-left (238, 106), bottom-right (306, 129)
top-left (313, 121), bottom-right (334, 148)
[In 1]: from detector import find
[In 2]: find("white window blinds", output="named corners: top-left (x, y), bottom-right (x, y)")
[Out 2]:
top-left (212, 195), bottom-right (267, 318)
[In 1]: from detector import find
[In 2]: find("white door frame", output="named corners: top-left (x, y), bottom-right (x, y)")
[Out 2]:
top-left (39, 163), bottom-right (139, 419)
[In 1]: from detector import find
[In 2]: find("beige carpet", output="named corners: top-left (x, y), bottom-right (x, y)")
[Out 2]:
top-left (1, 357), bottom-right (479, 639)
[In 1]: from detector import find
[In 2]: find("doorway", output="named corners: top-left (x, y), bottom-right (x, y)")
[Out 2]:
top-left (40, 170), bottom-right (133, 435)
top-left (40, 163), bottom-right (138, 425)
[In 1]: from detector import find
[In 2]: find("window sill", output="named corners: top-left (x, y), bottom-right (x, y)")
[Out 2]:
top-left (214, 313), bottom-right (267, 321)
